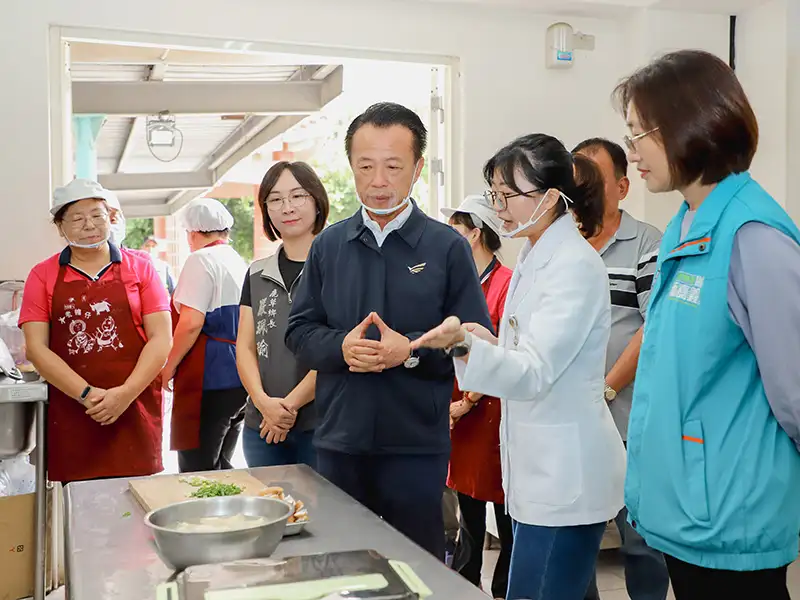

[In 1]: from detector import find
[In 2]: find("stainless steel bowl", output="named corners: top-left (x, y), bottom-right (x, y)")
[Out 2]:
top-left (144, 496), bottom-right (293, 571)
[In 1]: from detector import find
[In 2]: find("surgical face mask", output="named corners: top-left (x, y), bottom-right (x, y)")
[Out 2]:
top-left (357, 161), bottom-right (420, 216)
top-left (500, 190), bottom-right (573, 238)
top-left (109, 214), bottom-right (126, 247)
top-left (62, 228), bottom-right (110, 249)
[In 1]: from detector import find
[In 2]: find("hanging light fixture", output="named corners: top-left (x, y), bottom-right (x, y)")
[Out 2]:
top-left (146, 112), bottom-right (184, 162)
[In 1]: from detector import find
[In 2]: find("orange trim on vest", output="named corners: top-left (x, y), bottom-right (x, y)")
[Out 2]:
top-left (672, 237), bottom-right (711, 253)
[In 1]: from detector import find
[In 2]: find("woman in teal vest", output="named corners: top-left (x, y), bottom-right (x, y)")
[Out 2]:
top-left (616, 49), bottom-right (800, 599)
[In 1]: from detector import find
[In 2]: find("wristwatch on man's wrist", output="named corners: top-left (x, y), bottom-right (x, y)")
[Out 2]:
top-left (446, 330), bottom-right (473, 358)
top-left (403, 349), bottom-right (420, 369)
top-left (604, 383), bottom-right (617, 402)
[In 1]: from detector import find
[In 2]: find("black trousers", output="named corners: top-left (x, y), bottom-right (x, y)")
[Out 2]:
top-left (177, 387), bottom-right (247, 473)
top-left (454, 492), bottom-right (513, 599)
top-left (665, 554), bottom-right (790, 600)
top-left (316, 449), bottom-right (449, 559)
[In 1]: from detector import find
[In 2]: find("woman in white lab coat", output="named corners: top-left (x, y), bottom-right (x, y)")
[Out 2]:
top-left (412, 134), bottom-right (626, 600)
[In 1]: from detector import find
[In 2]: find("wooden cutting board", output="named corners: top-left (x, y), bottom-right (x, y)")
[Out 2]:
top-left (129, 471), bottom-right (267, 513)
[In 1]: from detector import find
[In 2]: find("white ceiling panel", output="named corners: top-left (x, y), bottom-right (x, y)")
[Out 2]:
top-left (116, 190), bottom-right (176, 205)
top-left (71, 43), bottom-right (343, 217)
top-left (400, 0), bottom-right (768, 14)
top-left (164, 65), bottom-right (303, 82)
top-left (70, 63), bottom-right (149, 82)
top-left (95, 116), bottom-right (133, 162)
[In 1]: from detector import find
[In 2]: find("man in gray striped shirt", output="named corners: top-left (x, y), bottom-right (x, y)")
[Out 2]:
top-left (574, 138), bottom-right (669, 600)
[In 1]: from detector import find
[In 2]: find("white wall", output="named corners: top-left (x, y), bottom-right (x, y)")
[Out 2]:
top-left (788, 0), bottom-right (800, 222)
top-left (0, 0), bottom-right (754, 279)
top-left (624, 9), bottom-right (731, 232)
top-left (737, 0), bottom-right (789, 208)
top-left (2, 3), bottom-right (63, 280)
top-left (498, 7), bottom-right (731, 262)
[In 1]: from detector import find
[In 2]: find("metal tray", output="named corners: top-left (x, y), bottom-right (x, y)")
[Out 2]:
top-left (283, 519), bottom-right (310, 537)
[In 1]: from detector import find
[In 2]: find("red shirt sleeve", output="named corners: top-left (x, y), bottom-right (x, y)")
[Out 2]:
top-left (132, 252), bottom-right (170, 315)
top-left (489, 265), bottom-right (513, 334)
top-left (18, 262), bottom-right (53, 325)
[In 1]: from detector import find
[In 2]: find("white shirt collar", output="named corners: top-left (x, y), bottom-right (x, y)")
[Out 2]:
top-left (361, 202), bottom-right (414, 247)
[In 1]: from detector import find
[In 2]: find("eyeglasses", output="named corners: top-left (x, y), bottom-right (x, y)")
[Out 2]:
top-left (64, 212), bottom-right (109, 230)
top-left (483, 189), bottom-right (542, 212)
top-left (623, 127), bottom-right (659, 152)
top-left (265, 192), bottom-right (312, 212)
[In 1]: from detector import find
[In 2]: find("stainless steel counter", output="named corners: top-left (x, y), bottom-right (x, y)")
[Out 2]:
top-left (64, 465), bottom-right (488, 599)
top-left (0, 375), bottom-right (48, 600)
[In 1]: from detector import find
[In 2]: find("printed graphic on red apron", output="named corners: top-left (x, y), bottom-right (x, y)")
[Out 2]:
top-left (95, 315), bottom-right (123, 351)
top-left (58, 295), bottom-right (124, 355)
top-left (67, 320), bottom-right (95, 354)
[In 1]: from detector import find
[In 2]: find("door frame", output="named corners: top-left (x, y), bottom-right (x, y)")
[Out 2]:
top-left (48, 26), bottom-right (462, 214)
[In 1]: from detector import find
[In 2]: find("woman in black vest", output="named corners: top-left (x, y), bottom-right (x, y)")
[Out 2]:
top-left (236, 161), bottom-right (330, 469)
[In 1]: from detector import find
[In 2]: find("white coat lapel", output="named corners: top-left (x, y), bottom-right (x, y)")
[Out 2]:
top-left (500, 216), bottom-right (580, 347)
top-left (501, 242), bottom-right (538, 347)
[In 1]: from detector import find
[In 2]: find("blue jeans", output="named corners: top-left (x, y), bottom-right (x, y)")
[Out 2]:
top-left (507, 520), bottom-right (606, 600)
top-left (584, 506), bottom-right (669, 600)
top-left (242, 426), bottom-right (317, 470)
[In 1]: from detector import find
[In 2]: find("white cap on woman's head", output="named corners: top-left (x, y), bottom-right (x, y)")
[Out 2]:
top-left (441, 194), bottom-right (502, 235)
top-left (180, 197), bottom-right (234, 232)
top-left (51, 179), bottom-right (121, 215)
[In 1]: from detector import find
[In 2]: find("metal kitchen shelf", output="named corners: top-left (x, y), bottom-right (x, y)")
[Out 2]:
top-left (0, 375), bottom-right (48, 600)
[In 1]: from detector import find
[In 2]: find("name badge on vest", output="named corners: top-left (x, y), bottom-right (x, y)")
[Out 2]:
top-left (509, 315), bottom-right (520, 347)
top-left (668, 271), bottom-right (704, 307)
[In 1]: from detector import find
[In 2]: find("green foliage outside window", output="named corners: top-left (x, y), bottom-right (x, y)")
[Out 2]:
top-left (314, 166), bottom-right (359, 224)
top-left (124, 218), bottom-right (154, 250)
top-left (124, 198), bottom-right (255, 262)
top-left (216, 197), bottom-right (255, 262)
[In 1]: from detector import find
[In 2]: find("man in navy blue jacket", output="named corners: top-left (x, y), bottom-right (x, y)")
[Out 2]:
top-left (286, 102), bottom-right (492, 559)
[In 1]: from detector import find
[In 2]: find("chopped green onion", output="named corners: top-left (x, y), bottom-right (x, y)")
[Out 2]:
top-left (188, 480), bottom-right (243, 499)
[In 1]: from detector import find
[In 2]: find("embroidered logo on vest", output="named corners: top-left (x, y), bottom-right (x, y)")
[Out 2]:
top-left (668, 271), bottom-right (704, 307)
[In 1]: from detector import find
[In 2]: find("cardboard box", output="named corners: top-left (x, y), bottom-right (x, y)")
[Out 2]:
top-left (0, 486), bottom-right (62, 600)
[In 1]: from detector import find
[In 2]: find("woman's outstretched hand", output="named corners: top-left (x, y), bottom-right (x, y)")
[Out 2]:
top-left (410, 316), bottom-right (465, 350)
top-left (464, 322), bottom-right (498, 345)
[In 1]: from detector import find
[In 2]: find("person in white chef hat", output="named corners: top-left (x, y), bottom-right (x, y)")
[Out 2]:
top-left (161, 197), bottom-right (249, 473)
top-left (18, 178), bottom-right (172, 483)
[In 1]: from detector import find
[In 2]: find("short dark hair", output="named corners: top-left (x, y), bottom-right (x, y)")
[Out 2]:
top-left (612, 49), bottom-right (758, 188)
top-left (483, 133), bottom-right (605, 238)
top-left (572, 138), bottom-right (628, 179)
top-left (52, 205), bottom-right (70, 225)
top-left (345, 102), bottom-right (427, 162)
top-left (257, 161), bottom-right (329, 242)
top-left (450, 211), bottom-right (502, 253)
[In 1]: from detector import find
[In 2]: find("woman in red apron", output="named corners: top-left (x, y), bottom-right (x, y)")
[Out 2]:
top-left (441, 196), bottom-right (514, 599)
top-left (19, 179), bottom-right (172, 483)
top-left (160, 198), bottom-right (248, 474)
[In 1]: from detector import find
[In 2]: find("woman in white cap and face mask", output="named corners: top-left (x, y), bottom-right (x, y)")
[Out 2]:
top-left (18, 179), bottom-right (173, 483)
top-left (412, 135), bottom-right (627, 600)
top-left (440, 195), bottom-right (514, 599)
top-left (162, 197), bottom-right (249, 473)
